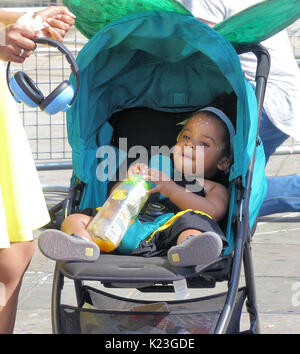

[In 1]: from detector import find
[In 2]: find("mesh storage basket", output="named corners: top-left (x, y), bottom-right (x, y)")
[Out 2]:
top-left (58, 285), bottom-right (246, 334)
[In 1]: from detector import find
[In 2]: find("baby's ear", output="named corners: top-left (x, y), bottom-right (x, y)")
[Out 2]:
top-left (217, 156), bottom-right (231, 172)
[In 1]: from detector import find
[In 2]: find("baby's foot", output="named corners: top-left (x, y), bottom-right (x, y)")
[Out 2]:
top-left (167, 232), bottom-right (222, 267)
top-left (38, 229), bottom-right (100, 262)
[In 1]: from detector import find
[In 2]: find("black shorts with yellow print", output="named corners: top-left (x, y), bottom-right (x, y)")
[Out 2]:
top-left (132, 209), bottom-right (228, 258)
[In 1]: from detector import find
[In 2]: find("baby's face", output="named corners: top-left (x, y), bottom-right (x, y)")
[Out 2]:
top-left (173, 113), bottom-right (227, 178)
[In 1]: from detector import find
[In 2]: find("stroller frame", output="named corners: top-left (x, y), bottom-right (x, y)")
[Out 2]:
top-left (49, 44), bottom-right (270, 335)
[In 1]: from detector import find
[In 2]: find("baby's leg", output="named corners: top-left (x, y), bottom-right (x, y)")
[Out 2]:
top-left (176, 229), bottom-right (202, 245)
top-left (38, 214), bottom-right (99, 262)
top-left (168, 228), bottom-right (223, 267)
top-left (61, 213), bottom-right (94, 241)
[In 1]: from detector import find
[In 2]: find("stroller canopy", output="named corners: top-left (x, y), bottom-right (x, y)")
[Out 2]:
top-left (66, 10), bottom-right (267, 254)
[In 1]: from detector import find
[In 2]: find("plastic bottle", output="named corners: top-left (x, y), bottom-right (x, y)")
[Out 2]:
top-left (87, 174), bottom-right (152, 252)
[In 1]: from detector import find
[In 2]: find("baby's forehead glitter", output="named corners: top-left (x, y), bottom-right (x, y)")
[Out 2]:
top-left (189, 115), bottom-right (212, 128)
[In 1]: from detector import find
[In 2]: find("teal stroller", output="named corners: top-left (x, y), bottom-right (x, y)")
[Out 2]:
top-left (48, 0), bottom-right (299, 334)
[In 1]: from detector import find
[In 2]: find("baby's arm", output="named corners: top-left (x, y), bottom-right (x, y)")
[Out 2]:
top-left (147, 169), bottom-right (229, 222)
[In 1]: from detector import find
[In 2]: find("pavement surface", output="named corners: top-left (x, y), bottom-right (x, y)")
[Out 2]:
top-left (12, 150), bottom-right (300, 335)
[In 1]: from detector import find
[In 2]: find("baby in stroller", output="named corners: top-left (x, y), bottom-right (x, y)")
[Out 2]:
top-left (39, 106), bottom-right (235, 268)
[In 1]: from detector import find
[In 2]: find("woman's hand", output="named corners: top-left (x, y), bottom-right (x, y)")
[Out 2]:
top-left (0, 6), bottom-right (75, 62)
top-left (35, 6), bottom-right (76, 41)
top-left (0, 24), bottom-right (35, 62)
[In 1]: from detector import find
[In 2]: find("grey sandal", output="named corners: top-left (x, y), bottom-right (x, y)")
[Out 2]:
top-left (38, 229), bottom-right (100, 262)
top-left (167, 231), bottom-right (223, 267)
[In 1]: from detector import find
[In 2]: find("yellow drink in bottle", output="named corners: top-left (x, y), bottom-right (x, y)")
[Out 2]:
top-left (87, 175), bottom-right (152, 252)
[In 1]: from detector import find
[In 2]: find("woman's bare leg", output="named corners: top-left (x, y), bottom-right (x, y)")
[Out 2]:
top-left (0, 240), bottom-right (34, 334)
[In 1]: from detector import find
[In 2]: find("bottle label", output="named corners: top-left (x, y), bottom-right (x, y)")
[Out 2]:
top-left (127, 184), bottom-right (147, 217)
top-left (112, 188), bottom-right (128, 201)
top-left (105, 222), bottom-right (123, 244)
top-left (88, 174), bottom-right (151, 248)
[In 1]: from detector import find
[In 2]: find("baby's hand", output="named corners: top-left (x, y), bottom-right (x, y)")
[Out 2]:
top-left (146, 168), bottom-right (175, 198)
top-left (127, 162), bottom-right (149, 178)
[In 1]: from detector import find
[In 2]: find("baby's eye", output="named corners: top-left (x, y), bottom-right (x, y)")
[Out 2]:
top-left (182, 135), bottom-right (190, 140)
top-left (198, 141), bottom-right (209, 147)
